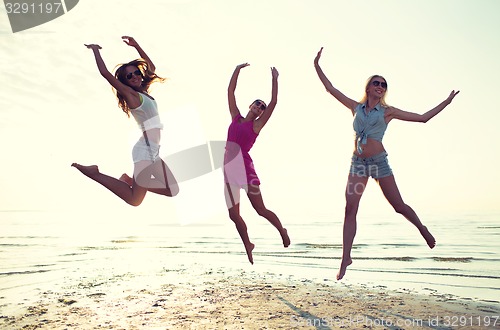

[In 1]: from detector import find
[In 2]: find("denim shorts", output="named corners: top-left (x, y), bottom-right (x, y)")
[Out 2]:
top-left (349, 152), bottom-right (393, 179)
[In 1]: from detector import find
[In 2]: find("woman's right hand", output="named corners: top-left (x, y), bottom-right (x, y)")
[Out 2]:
top-left (314, 47), bottom-right (324, 65)
top-left (84, 44), bottom-right (102, 50)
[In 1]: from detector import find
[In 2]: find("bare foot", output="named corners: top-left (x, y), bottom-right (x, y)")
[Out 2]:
top-left (119, 173), bottom-right (133, 187)
top-left (336, 258), bottom-right (352, 280)
top-left (245, 243), bottom-right (255, 265)
top-left (71, 163), bottom-right (100, 177)
top-left (281, 228), bottom-right (291, 248)
top-left (420, 226), bottom-right (436, 249)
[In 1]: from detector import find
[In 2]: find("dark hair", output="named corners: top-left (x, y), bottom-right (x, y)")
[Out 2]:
top-left (113, 59), bottom-right (166, 117)
top-left (252, 99), bottom-right (267, 108)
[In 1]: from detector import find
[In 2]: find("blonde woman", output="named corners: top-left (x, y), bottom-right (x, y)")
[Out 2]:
top-left (314, 47), bottom-right (459, 280)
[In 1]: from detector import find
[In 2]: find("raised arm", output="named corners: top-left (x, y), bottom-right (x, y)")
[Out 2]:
top-left (228, 63), bottom-right (249, 119)
top-left (122, 36), bottom-right (156, 73)
top-left (254, 67), bottom-right (279, 132)
top-left (386, 90), bottom-right (460, 123)
top-left (85, 44), bottom-right (136, 102)
top-left (314, 47), bottom-right (358, 114)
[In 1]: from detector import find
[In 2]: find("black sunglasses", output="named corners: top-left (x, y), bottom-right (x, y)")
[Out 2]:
top-left (126, 70), bottom-right (142, 80)
top-left (372, 80), bottom-right (387, 89)
top-left (254, 100), bottom-right (266, 110)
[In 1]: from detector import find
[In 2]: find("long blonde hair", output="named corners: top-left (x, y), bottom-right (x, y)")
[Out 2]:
top-left (113, 59), bottom-right (166, 117)
top-left (359, 75), bottom-right (389, 107)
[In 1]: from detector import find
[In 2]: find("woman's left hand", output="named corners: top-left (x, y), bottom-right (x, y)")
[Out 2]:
top-left (122, 36), bottom-right (138, 47)
top-left (84, 44), bottom-right (101, 50)
top-left (271, 67), bottom-right (279, 78)
top-left (447, 90), bottom-right (460, 103)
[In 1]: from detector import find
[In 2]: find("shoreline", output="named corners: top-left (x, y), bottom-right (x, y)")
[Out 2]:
top-left (2, 265), bottom-right (499, 329)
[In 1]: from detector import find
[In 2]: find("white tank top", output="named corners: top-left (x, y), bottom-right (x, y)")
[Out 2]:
top-left (130, 92), bottom-right (163, 131)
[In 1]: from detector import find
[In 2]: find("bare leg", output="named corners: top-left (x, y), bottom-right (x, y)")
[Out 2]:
top-left (338, 174), bottom-right (369, 280)
top-left (148, 159), bottom-right (179, 197)
top-left (134, 159), bottom-right (179, 197)
top-left (71, 163), bottom-right (147, 206)
top-left (119, 173), bottom-right (133, 186)
top-left (377, 175), bottom-right (436, 248)
top-left (122, 160), bottom-right (179, 196)
top-left (246, 185), bottom-right (290, 248)
top-left (225, 183), bottom-right (254, 264)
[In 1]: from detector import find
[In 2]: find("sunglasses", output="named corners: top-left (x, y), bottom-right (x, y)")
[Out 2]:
top-left (254, 100), bottom-right (266, 110)
top-left (126, 70), bottom-right (142, 80)
top-left (372, 80), bottom-right (387, 89)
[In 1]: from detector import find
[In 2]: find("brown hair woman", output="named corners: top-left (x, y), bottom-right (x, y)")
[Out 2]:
top-left (72, 36), bottom-right (178, 206)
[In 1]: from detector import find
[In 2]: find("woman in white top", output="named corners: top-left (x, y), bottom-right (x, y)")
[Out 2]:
top-left (72, 36), bottom-right (178, 206)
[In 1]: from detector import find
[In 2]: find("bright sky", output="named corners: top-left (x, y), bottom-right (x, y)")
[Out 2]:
top-left (1, 0), bottom-right (499, 223)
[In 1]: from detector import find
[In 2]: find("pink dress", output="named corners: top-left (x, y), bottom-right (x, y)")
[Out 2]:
top-left (224, 114), bottom-right (260, 187)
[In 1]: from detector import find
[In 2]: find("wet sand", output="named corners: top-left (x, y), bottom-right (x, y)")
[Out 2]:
top-left (1, 265), bottom-right (499, 330)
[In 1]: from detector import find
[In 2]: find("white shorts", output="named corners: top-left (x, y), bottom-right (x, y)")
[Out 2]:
top-left (132, 137), bottom-right (160, 163)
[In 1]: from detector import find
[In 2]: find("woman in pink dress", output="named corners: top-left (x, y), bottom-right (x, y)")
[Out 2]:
top-left (224, 63), bottom-right (290, 264)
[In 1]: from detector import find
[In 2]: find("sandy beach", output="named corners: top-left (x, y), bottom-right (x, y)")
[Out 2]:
top-left (1, 212), bottom-right (499, 330)
top-left (2, 0), bottom-right (500, 329)
top-left (2, 263), bottom-right (499, 330)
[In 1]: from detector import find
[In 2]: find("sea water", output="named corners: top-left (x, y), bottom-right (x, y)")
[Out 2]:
top-left (1, 209), bottom-right (499, 316)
